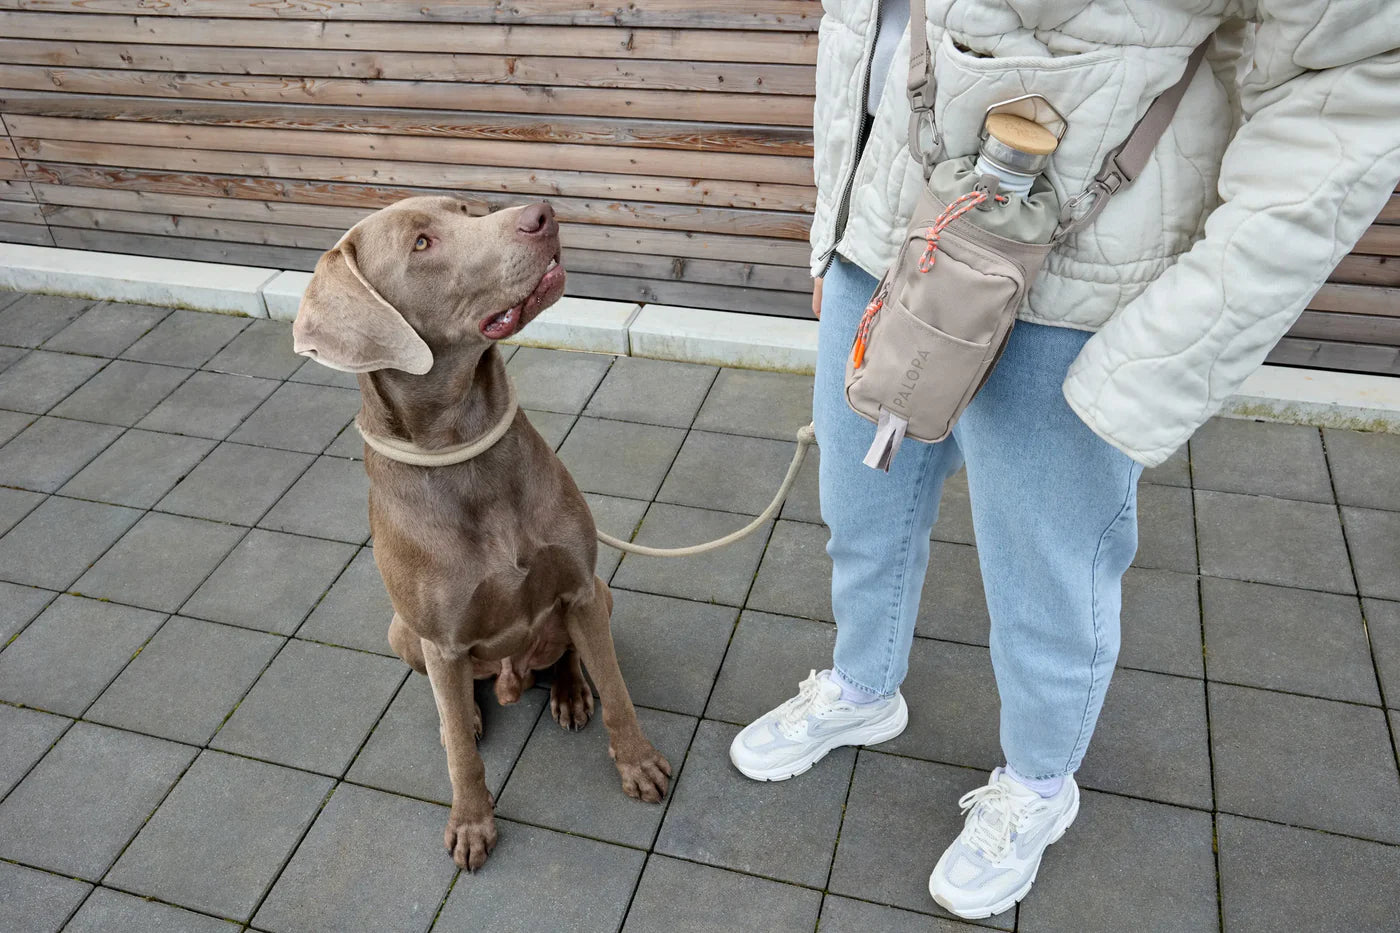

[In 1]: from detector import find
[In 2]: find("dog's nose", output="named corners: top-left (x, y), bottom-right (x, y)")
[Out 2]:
top-left (517, 202), bottom-right (555, 237)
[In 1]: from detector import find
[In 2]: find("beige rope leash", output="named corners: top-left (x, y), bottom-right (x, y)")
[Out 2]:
top-left (357, 376), bottom-right (816, 558)
top-left (598, 422), bottom-right (817, 558)
top-left (356, 381), bottom-right (519, 467)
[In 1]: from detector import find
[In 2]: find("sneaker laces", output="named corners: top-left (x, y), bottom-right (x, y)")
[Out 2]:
top-left (774, 670), bottom-right (833, 739)
top-left (957, 778), bottom-right (1048, 862)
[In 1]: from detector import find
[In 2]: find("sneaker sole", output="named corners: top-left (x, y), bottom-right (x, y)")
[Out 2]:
top-left (929, 784), bottom-right (1081, 920)
top-left (732, 694), bottom-right (909, 782)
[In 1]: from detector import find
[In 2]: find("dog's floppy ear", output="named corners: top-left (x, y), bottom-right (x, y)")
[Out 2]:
top-left (292, 237), bottom-right (433, 375)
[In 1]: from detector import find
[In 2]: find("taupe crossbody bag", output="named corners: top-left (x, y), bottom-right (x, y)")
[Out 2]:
top-left (845, 5), bottom-right (1208, 470)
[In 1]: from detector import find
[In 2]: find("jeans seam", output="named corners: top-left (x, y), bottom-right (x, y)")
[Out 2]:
top-left (1064, 459), bottom-right (1139, 774)
top-left (870, 446), bottom-right (935, 696)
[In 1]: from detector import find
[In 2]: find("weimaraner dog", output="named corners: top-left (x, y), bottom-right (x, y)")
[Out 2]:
top-left (293, 196), bottom-right (670, 870)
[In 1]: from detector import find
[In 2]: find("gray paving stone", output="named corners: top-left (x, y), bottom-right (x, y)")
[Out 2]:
top-left (820, 896), bottom-right (983, 932)
top-left (498, 705), bottom-right (693, 847)
top-left (64, 886), bottom-right (240, 933)
top-left (1209, 682), bottom-right (1400, 842)
top-left (59, 429), bottom-right (215, 508)
top-left (779, 443), bottom-right (821, 523)
top-left (211, 638), bottom-right (404, 775)
top-left (259, 456), bottom-right (370, 543)
top-left (121, 309), bottom-right (248, 367)
top-left (522, 407), bottom-right (575, 449)
top-left (622, 854), bottom-right (822, 933)
top-left (0, 580), bottom-right (55, 645)
top-left (1325, 428), bottom-right (1400, 511)
top-left (747, 518), bottom-right (833, 622)
top-left (43, 301), bottom-right (170, 357)
top-left (1019, 791), bottom-right (1218, 933)
top-left (297, 546), bottom-right (393, 653)
top-left (107, 750), bottom-right (331, 922)
top-left (830, 752), bottom-right (1011, 929)
top-left (881, 638), bottom-right (1003, 772)
top-left (75, 512), bottom-right (245, 612)
top-left (87, 616), bottom-right (283, 745)
top-left (612, 503), bottom-right (771, 606)
top-left (0, 343), bottom-right (23, 372)
top-left (204, 318), bottom-right (301, 379)
top-left (706, 610), bottom-right (836, 725)
top-left (1141, 440), bottom-right (1190, 487)
top-left (694, 368), bottom-right (814, 441)
top-left (253, 783), bottom-right (456, 933)
top-left (323, 421), bottom-right (363, 459)
top-left (348, 676), bottom-right (545, 804)
top-left (609, 588), bottom-right (737, 716)
top-left (1217, 814), bottom-right (1400, 933)
top-left (0, 862), bottom-right (90, 933)
top-left (1075, 667), bottom-right (1213, 809)
top-left (916, 540), bottom-right (990, 644)
top-left (135, 371), bottom-right (280, 440)
top-left (933, 466), bottom-right (977, 545)
top-left (227, 381), bottom-right (362, 454)
top-left (1196, 490), bottom-right (1353, 593)
top-left (585, 355), bottom-right (716, 428)
top-left (659, 430), bottom-right (799, 516)
top-left (156, 441), bottom-right (313, 525)
top-left (0, 722), bottom-right (194, 879)
top-left (0, 485), bottom-right (43, 536)
top-left (1191, 418), bottom-right (1332, 502)
top-left (1119, 567), bottom-right (1203, 677)
top-left (0, 704), bottom-right (68, 798)
top-left (184, 529), bottom-right (355, 634)
top-left (0, 349), bottom-right (105, 413)
top-left (48, 360), bottom-right (192, 426)
top-left (1203, 577), bottom-right (1379, 704)
top-left (0, 294), bottom-right (94, 347)
top-left (0, 496), bottom-right (141, 589)
top-left (557, 416), bottom-right (686, 500)
top-left (1342, 506), bottom-right (1400, 600)
top-left (1134, 483), bottom-right (1197, 573)
top-left (435, 820), bottom-right (644, 933)
top-left (584, 492), bottom-right (648, 581)
top-left (0, 407), bottom-right (32, 444)
top-left (0, 415), bottom-right (122, 492)
top-left (506, 346), bottom-right (613, 413)
top-left (1366, 598), bottom-right (1400, 709)
top-left (290, 356), bottom-right (360, 388)
top-left (657, 718), bottom-right (851, 886)
top-left (0, 595), bottom-right (166, 716)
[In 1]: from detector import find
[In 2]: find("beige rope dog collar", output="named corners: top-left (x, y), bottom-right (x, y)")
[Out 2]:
top-left (356, 381), bottom-right (519, 467)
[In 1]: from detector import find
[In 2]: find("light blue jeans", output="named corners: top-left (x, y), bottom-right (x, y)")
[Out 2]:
top-left (816, 255), bottom-right (1143, 780)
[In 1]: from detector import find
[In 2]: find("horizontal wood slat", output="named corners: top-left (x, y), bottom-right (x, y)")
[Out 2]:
top-left (1289, 311), bottom-right (1400, 347)
top-left (1269, 337), bottom-right (1400, 377)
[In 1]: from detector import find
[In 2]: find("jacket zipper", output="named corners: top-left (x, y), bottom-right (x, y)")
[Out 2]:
top-left (817, 0), bottom-right (883, 277)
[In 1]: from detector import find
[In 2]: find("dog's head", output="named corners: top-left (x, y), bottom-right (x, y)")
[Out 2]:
top-left (292, 197), bottom-right (565, 374)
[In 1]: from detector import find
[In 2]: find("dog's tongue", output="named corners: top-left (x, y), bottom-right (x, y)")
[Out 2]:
top-left (482, 306), bottom-right (520, 340)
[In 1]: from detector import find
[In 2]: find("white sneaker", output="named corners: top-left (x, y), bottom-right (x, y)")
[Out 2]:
top-left (928, 768), bottom-right (1079, 919)
top-left (728, 670), bottom-right (908, 782)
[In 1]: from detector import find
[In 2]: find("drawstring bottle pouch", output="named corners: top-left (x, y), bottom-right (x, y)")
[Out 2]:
top-left (845, 8), bottom-right (1209, 470)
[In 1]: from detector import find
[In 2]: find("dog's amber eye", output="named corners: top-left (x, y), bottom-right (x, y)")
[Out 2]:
top-left (413, 235), bottom-right (429, 251)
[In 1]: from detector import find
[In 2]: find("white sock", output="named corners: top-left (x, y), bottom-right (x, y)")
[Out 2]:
top-left (829, 668), bottom-right (883, 705)
top-left (1004, 763), bottom-right (1065, 798)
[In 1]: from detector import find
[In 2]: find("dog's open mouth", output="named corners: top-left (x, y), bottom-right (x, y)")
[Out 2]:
top-left (481, 255), bottom-right (566, 340)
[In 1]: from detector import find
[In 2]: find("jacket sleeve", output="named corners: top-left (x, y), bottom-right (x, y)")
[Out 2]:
top-left (1061, 4), bottom-right (1400, 467)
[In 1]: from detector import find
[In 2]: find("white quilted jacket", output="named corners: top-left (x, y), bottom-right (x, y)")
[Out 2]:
top-left (812, 0), bottom-right (1400, 466)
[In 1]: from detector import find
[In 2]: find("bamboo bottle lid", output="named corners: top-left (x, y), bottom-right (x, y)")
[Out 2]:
top-left (980, 112), bottom-right (1060, 176)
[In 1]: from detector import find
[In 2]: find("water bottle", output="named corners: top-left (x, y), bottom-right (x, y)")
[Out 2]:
top-left (974, 111), bottom-right (1060, 199)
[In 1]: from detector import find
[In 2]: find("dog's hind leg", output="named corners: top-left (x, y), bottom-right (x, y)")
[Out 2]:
top-left (564, 577), bottom-right (671, 802)
top-left (388, 613), bottom-right (427, 675)
top-left (549, 647), bottom-right (594, 732)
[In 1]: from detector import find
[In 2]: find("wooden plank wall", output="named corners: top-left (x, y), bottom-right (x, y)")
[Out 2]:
top-left (0, 2), bottom-right (1395, 373)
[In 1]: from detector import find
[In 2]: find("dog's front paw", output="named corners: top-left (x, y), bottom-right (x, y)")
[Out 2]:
top-left (445, 808), bottom-right (497, 871)
top-left (550, 677), bottom-right (594, 732)
top-left (612, 744), bottom-right (672, 803)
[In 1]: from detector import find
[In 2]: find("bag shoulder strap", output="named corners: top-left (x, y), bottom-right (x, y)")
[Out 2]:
top-left (903, 0), bottom-right (1210, 238)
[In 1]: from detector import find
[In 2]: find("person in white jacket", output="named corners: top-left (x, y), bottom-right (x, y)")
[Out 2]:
top-left (729, 0), bottom-right (1400, 920)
